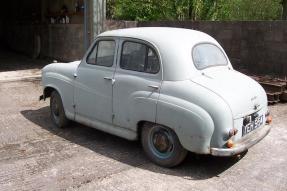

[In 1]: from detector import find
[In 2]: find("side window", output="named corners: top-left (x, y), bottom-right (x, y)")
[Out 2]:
top-left (87, 40), bottom-right (115, 67)
top-left (120, 41), bottom-right (160, 74)
top-left (87, 45), bottom-right (97, 65)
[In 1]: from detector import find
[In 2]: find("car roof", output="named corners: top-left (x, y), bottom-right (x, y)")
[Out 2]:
top-left (99, 27), bottom-right (215, 45)
top-left (98, 27), bottom-right (228, 81)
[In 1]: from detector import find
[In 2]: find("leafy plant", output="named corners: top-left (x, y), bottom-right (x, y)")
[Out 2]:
top-left (107, 0), bottom-right (284, 21)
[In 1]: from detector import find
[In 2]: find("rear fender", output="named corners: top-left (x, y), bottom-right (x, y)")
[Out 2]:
top-left (156, 95), bottom-right (214, 154)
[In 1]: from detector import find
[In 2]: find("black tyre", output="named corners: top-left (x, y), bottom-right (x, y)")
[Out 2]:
top-left (50, 91), bottom-right (69, 128)
top-left (141, 124), bottom-right (188, 167)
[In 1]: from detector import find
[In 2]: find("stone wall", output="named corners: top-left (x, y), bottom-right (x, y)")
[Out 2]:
top-left (3, 24), bottom-right (84, 62)
top-left (103, 20), bottom-right (138, 31)
top-left (2, 19), bottom-right (286, 74)
top-left (138, 21), bottom-right (287, 76)
top-left (103, 20), bottom-right (287, 76)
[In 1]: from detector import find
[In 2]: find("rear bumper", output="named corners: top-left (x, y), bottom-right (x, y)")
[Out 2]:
top-left (210, 124), bottom-right (271, 156)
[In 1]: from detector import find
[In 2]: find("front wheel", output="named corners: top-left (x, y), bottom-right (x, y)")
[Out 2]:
top-left (141, 124), bottom-right (187, 167)
top-left (50, 91), bottom-right (69, 128)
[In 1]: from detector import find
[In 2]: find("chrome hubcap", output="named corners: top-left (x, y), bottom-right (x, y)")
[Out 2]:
top-left (153, 131), bottom-right (172, 153)
top-left (149, 128), bottom-right (174, 158)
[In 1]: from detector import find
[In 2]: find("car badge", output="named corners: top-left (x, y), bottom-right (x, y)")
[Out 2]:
top-left (253, 104), bottom-right (260, 110)
top-left (251, 96), bottom-right (257, 101)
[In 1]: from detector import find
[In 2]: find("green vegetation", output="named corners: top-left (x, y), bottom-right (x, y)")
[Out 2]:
top-left (215, 0), bottom-right (282, 21)
top-left (106, 0), bottom-right (285, 21)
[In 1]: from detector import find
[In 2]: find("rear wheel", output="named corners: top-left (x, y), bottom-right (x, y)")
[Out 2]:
top-left (50, 91), bottom-right (69, 128)
top-left (141, 124), bottom-right (187, 167)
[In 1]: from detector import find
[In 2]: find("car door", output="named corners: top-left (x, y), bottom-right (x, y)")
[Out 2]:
top-left (112, 39), bottom-right (162, 130)
top-left (74, 38), bottom-right (117, 125)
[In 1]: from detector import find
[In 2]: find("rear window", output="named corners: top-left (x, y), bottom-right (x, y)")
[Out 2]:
top-left (192, 43), bottom-right (228, 70)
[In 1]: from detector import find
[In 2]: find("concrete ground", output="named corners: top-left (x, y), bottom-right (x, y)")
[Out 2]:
top-left (0, 48), bottom-right (50, 82)
top-left (0, 52), bottom-right (286, 191)
top-left (0, 48), bottom-right (49, 72)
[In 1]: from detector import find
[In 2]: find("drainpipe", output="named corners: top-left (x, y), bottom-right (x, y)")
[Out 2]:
top-left (84, 0), bottom-right (89, 50)
top-left (92, 0), bottom-right (106, 39)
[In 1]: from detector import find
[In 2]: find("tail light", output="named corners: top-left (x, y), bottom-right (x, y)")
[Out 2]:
top-left (226, 139), bottom-right (234, 148)
top-left (265, 111), bottom-right (272, 124)
top-left (266, 115), bottom-right (272, 124)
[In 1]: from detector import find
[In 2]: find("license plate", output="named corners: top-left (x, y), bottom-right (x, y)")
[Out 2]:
top-left (242, 115), bottom-right (264, 136)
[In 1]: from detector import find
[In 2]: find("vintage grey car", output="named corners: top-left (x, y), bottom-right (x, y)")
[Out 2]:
top-left (41, 27), bottom-right (272, 167)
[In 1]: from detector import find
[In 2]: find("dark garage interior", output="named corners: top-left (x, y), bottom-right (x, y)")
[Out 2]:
top-left (0, 0), bottom-right (86, 71)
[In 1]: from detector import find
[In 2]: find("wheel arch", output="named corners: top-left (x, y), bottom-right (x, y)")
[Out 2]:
top-left (43, 86), bottom-right (56, 99)
top-left (136, 120), bottom-right (186, 148)
top-left (156, 97), bottom-right (215, 154)
top-left (136, 120), bottom-right (155, 140)
top-left (43, 85), bottom-right (63, 100)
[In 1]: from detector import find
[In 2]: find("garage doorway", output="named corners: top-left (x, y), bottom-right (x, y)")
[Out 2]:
top-left (0, 0), bottom-right (88, 72)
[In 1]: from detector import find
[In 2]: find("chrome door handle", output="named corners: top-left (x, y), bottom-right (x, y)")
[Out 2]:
top-left (148, 85), bottom-right (159, 90)
top-left (104, 77), bottom-right (113, 80)
top-left (104, 77), bottom-right (115, 85)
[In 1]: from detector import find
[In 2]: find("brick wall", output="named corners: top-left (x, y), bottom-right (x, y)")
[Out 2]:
top-left (104, 20), bottom-right (287, 76)
top-left (3, 20), bottom-right (286, 75)
top-left (138, 21), bottom-right (287, 76)
top-left (103, 20), bottom-right (138, 31)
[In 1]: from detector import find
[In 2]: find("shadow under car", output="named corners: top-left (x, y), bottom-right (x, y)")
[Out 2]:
top-left (20, 106), bottom-right (244, 180)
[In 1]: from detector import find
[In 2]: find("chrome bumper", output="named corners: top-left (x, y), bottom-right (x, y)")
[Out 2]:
top-left (210, 124), bottom-right (271, 157)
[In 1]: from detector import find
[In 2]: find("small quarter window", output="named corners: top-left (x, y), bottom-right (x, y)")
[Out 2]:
top-left (120, 41), bottom-right (160, 74)
top-left (146, 48), bottom-right (160, 74)
top-left (87, 40), bottom-right (115, 67)
top-left (87, 45), bottom-right (97, 65)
